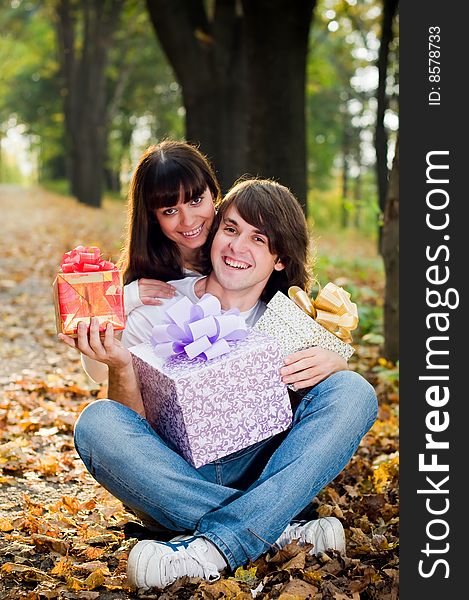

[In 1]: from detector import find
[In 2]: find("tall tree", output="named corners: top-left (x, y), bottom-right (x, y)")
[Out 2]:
top-left (375, 0), bottom-right (398, 215)
top-left (0, 2), bottom-right (65, 181)
top-left (381, 133), bottom-right (398, 362)
top-left (55, 0), bottom-right (125, 207)
top-left (242, 0), bottom-right (314, 209)
top-left (145, 0), bottom-right (315, 210)
top-left (145, 0), bottom-right (248, 196)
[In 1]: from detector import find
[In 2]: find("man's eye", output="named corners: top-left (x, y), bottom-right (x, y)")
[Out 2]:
top-left (254, 236), bottom-right (266, 244)
top-left (224, 226), bottom-right (236, 234)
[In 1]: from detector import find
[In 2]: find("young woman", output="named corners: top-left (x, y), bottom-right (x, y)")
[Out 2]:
top-left (75, 140), bottom-right (221, 383)
top-left (119, 140), bottom-right (221, 314)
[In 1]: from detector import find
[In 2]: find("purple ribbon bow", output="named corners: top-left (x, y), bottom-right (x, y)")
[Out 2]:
top-left (151, 293), bottom-right (248, 360)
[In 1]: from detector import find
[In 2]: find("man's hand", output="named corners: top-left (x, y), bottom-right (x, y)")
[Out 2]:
top-left (58, 317), bottom-right (131, 370)
top-left (138, 278), bottom-right (177, 306)
top-left (280, 347), bottom-right (349, 390)
top-left (59, 317), bottom-right (145, 416)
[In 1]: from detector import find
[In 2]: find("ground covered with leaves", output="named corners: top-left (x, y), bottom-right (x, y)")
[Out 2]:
top-left (0, 185), bottom-right (399, 599)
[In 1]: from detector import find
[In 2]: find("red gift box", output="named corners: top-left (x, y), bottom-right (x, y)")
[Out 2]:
top-left (53, 246), bottom-right (125, 337)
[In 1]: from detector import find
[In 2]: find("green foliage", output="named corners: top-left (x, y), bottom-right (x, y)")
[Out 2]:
top-left (0, 2), bottom-right (63, 181)
top-left (307, 171), bottom-right (381, 237)
top-left (305, 0), bottom-right (399, 238)
top-left (0, 0), bottom-right (184, 188)
top-left (106, 2), bottom-right (184, 181)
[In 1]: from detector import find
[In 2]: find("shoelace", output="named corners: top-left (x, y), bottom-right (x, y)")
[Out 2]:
top-left (279, 522), bottom-right (324, 547)
top-left (291, 523), bottom-right (310, 544)
top-left (161, 540), bottom-right (220, 587)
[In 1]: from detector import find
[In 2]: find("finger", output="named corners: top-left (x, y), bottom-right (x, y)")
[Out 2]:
top-left (58, 333), bottom-right (78, 349)
top-left (282, 365), bottom-right (323, 385)
top-left (284, 367), bottom-right (324, 387)
top-left (140, 279), bottom-right (177, 292)
top-left (140, 286), bottom-right (176, 299)
top-left (76, 321), bottom-right (93, 355)
top-left (102, 322), bottom-right (115, 352)
top-left (283, 347), bottom-right (320, 365)
top-left (88, 317), bottom-right (104, 352)
top-left (280, 356), bottom-right (319, 376)
top-left (141, 296), bottom-right (163, 306)
top-left (293, 375), bottom-right (322, 390)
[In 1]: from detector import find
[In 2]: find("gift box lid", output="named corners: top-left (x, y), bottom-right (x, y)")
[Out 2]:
top-left (129, 329), bottom-right (282, 379)
top-left (256, 291), bottom-right (355, 360)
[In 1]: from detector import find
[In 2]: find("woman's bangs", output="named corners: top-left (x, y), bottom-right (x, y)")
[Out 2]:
top-left (149, 162), bottom-right (208, 209)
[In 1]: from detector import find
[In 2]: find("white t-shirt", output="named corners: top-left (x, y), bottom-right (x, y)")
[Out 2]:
top-left (82, 276), bottom-right (266, 383)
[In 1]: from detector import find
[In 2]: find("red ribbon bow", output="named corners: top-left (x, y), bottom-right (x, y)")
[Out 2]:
top-left (60, 245), bottom-right (115, 273)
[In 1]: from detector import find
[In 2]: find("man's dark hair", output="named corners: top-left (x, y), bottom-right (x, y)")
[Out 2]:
top-left (202, 178), bottom-right (312, 302)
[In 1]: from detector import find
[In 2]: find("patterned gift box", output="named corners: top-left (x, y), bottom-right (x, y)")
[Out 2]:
top-left (52, 246), bottom-right (125, 337)
top-left (130, 330), bottom-right (292, 468)
top-left (254, 291), bottom-right (355, 361)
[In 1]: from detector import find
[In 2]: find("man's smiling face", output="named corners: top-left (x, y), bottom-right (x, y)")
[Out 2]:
top-left (209, 206), bottom-right (284, 297)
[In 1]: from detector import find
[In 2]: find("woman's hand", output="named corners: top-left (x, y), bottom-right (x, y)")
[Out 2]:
top-left (138, 278), bottom-right (177, 306)
top-left (280, 347), bottom-right (349, 390)
top-left (58, 317), bottom-right (132, 370)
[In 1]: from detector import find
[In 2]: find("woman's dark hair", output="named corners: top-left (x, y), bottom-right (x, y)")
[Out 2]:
top-left (202, 178), bottom-right (313, 302)
top-left (118, 140), bottom-right (221, 285)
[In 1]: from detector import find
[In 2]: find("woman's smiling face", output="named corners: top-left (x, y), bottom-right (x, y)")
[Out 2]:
top-left (155, 186), bottom-right (215, 254)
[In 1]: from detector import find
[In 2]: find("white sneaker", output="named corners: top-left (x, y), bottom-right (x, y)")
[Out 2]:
top-left (275, 517), bottom-right (346, 555)
top-left (126, 536), bottom-right (226, 590)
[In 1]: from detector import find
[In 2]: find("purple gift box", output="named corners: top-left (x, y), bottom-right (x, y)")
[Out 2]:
top-left (129, 330), bottom-right (292, 468)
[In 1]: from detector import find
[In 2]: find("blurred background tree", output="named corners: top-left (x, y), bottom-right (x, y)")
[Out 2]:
top-left (0, 0), bottom-right (399, 360)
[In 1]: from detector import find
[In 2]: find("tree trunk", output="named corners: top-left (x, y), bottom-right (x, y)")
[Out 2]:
top-left (375, 0), bottom-right (399, 217)
top-left (375, 0), bottom-right (398, 215)
top-left (341, 127), bottom-right (351, 228)
top-left (55, 0), bottom-right (124, 207)
top-left (382, 133), bottom-right (399, 362)
top-left (242, 0), bottom-right (315, 212)
top-left (354, 167), bottom-right (362, 229)
top-left (146, 0), bottom-right (314, 208)
top-left (146, 0), bottom-right (248, 194)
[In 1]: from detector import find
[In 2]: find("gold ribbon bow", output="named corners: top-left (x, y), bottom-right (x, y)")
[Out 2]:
top-left (288, 282), bottom-right (359, 344)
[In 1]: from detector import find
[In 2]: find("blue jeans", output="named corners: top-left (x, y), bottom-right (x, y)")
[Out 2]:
top-left (74, 370), bottom-right (377, 569)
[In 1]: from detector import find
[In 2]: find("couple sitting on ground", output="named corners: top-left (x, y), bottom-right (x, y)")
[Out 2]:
top-left (60, 177), bottom-right (378, 591)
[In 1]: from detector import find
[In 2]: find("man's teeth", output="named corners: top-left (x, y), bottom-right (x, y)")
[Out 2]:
top-left (224, 257), bottom-right (250, 269)
top-left (181, 224), bottom-right (203, 238)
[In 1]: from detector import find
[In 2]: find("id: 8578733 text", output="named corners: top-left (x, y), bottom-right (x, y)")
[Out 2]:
top-left (428, 26), bottom-right (441, 106)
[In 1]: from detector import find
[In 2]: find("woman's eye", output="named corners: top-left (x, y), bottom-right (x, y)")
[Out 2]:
top-left (162, 208), bottom-right (178, 216)
top-left (190, 196), bottom-right (203, 205)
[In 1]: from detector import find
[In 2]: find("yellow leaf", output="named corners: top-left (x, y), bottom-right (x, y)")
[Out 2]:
top-left (38, 455), bottom-right (59, 476)
top-left (0, 517), bottom-right (14, 532)
top-left (373, 455), bottom-right (399, 493)
top-left (50, 557), bottom-right (73, 577)
top-left (83, 547), bottom-right (106, 560)
top-left (61, 496), bottom-right (81, 514)
top-left (303, 570), bottom-right (322, 584)
top-left (234, 565), bottom-right (257, 583)
top-left (66, 576), bottom-right (85, 591)
top-left (83, 569), bottom-right (106, 589)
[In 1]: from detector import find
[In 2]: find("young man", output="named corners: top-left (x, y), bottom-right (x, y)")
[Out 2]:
top-left (60, 180), bottom-right (378, 591)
